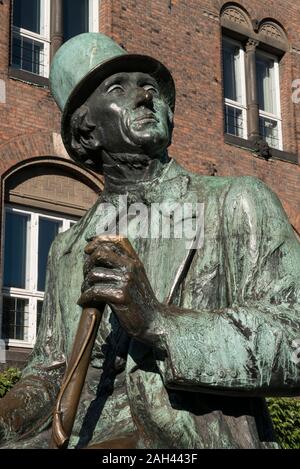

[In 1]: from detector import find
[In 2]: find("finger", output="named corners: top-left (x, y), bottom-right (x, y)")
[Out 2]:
top-left (84, 235), bottom-right (123, 254)
top-left (78, 285), bottom-right (125, 307)
top-left (83, 247), bottom-right (138, 276)
top-left (85, 236), bottom-right (137, 260)
top-left (82, 268), bottom-right (123, 291)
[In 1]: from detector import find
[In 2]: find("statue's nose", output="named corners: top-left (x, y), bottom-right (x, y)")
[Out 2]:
top-left (133, 88), bottom-right (154, 109)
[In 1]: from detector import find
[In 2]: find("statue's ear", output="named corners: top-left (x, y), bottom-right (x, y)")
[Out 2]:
top-left (70, 105), bottom-right (101, 157)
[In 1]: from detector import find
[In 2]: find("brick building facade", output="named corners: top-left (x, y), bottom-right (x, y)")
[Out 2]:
top-left (0, 0), bottom-right (299, 367)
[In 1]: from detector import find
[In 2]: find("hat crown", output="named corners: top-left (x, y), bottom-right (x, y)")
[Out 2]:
top-left (50, 32), bottom-right (126, 112)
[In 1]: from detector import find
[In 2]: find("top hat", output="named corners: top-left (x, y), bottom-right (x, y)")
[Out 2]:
top-left (50, 32), bottom-right (175, 164)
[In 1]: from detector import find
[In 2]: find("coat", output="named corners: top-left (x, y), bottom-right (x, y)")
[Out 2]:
top-left (11, 159), bottom-right (300, 448)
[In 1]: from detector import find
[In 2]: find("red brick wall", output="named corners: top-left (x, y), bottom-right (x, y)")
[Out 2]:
top-left (0, 1), bottom-right (61, 147)
top-left (0, 0), bottom-right (299, 231)
top-left (109, 0), bottom-right (300, 232)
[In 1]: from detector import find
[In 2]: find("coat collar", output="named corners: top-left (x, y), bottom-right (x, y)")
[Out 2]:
top-left (63, 159), bottom-right (192, 254)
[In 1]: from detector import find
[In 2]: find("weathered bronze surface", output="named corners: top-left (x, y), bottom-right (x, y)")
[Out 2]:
top-left (0, 33), bottom-right (300, 449)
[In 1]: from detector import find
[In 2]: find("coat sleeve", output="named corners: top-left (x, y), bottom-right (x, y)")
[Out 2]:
top-left (155, 177), bottom-right (300, 396)
top-left (0, 235), bottom-right (66, 439)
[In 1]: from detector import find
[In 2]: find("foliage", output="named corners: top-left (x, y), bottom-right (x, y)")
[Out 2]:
top-left (267, 398), bottom-right (300, 449)
top-left (0, 368), bottom-right (21, 398)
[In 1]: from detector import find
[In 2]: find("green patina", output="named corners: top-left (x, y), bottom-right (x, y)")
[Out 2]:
top-left (1, 32), bottom-right (299, 450)
top-left (5, 159), bottom-right (298, 449)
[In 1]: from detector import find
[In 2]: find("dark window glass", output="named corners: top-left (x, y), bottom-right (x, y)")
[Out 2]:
top-left (256, 55), bottom-right (276, 115)
top-left (38, 219), bottom-right (60, 291)
top-left (11, 35), bottom-right (22, 68)
top-left (13, 0), bottom-right (41, 34)
top-left (36, 300), bottom-right (43, 334)
top-left (223, 41), bottom-right (242, 103)
top-left (259, 116), bottom-right (279, 149)
top-left (2, 297), bottom-right (28, 341)
top-left (4, 212), bottom-right (28, 289)
top-left (12, 36), bottom-right (43, 74)
top-left (63, 0), bottom-right (89, 42)
top-left (224, 105), bottom-right (244, 137)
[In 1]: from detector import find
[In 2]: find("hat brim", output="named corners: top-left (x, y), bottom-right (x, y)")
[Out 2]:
top-left (61, 54), bottom-right (175, 165)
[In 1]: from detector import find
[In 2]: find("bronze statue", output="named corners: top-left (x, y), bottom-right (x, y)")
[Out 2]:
top-left (0, 33), bottom-right (300, 449)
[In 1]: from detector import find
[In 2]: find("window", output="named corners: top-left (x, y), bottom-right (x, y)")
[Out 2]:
top-left (256, 52), bottom-right (282, 150)
top-left (11, 0), bottom-right (50, 77)
top-left (2, 206), bottom-right (77, 347)
top-left (222, 36), bottom-right (282, 150)
top-left (63, 0), bottom-right (89, 42)
top-left (63, 0), bottom-right (99, 42)
top-left (10, 0), bottom-right (99, 79)
top-left (223, 37), bottom-right (247, 139)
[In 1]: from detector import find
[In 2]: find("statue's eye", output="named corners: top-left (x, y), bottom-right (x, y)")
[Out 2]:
top-left (143, 84), bottom-right (158, 94)
top-left (107, 84), bottom-right (125, 94)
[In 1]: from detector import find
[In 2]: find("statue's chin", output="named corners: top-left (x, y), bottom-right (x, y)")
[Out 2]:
top-left (126, 126), bottom-right (169, 155)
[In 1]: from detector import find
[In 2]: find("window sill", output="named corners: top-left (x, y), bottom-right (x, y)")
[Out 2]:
top-left (9, 67), bottom-right (49, 88)
top-left (224, 134), bottom-right (298, 164)
top-left (5, 340), bottom-right (34, 349)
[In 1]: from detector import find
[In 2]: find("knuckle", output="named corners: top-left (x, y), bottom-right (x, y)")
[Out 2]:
top-left (113, 290), bottom-right (125, 303)
top-left (123, 271), bottom-right (133, 283)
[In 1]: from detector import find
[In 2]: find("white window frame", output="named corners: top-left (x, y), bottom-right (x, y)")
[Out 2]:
top-left (256, 49), bottom-right (283, 150)
top-left (89, 0), bottom-right (100, 32)
top-left (223, 36), bottom-right (248, 140)
top-left (11, 0), bottom-right (51, 78)
top-left (1, 205), bottom-right (77, 348)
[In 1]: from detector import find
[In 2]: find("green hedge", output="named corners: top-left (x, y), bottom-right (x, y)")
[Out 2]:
top-left (0, 369), bottom-right (299, 448)
top-left (0, 368), bottom-right (21, 398)
top-left (267, 398), bottom-right (300, 449)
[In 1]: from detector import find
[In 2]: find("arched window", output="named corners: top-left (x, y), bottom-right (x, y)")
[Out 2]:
top-left (221, 4), bottom-right (288, 152)
top-left (2, 206), bottom-right (76, 344)
top-left (1, 162), bottom-right (100, 349)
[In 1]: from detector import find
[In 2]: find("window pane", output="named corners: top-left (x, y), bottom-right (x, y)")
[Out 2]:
top-left (13, 0), bottom-right (41, 34)
top-left (23, 38), bottom-right (43, 74)
top-left (2, 297), bottom-right (29, 341)
top-left (4, 212), bottom-right (28, 289)
top-left (11, 33), bottom-right (44, 75)
top-left (36, 300), bottom-right (43, 334)
top-left (224, 104), bottom-right (244, 137)
top-left (11, 35), bottom-right (22, 68)
top-left (256, 55), bottom-right (276, 115)
top-left (38, 219), bottom-right (60, 291)
top-left (63, 0), bottom-right (89, 42)
top-left (259, 116), bottom-right (279, 149)
top-left (223, 41), bottom-right (243, 103)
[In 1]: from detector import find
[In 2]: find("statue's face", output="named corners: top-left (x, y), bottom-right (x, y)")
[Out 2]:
top-left (86, 71), bottom-right (173, 155)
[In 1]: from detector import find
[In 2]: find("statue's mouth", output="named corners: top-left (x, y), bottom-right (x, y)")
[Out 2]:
top-left (133, 111), bottom-right (158, 125)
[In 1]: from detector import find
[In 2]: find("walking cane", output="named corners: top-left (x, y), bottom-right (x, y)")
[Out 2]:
top-left (50, 305), bottom-right (105, 449)
top-left (51, 218), bottom-right (129, 449)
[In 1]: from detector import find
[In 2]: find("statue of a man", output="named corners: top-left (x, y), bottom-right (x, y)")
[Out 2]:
top-left (0, 33), bottom-right (300, 449)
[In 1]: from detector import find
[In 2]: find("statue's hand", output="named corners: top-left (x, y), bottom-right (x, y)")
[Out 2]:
top-left (78, 235), bottom-right (163, 341)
